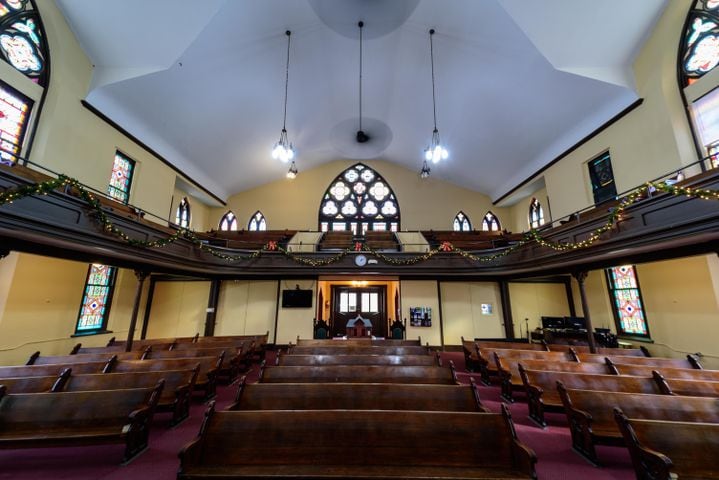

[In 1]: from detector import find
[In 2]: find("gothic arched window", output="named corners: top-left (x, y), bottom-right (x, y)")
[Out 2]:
top-left (219, 211), bottom-right (238, 231)
top-left (482, 211), bottom-right (501, 231)
top-left (176, 197), bottom-right (191, 228)
top-left (453, 211), bottom-right (471, 231)
top-left (248, 211), bottom-right (266, 231)
top-left (0, 0), bottom-right (50, 165)
top-left (529, 198), bottom-right (544, 229)
top-left (679, 1), bottom-right (719, 169)
top-left (318, 163), bottom-right (400, 234)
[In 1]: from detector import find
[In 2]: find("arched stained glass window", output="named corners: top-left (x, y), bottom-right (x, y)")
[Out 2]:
top-left (605, 265), bottom-right (650, 338)
top-left (453, 211), bottom-right (471, 231)
top-left (482, 211), bottom-right (501, 231)
top-left (219, 211), bottom-right (238, 231)
top-left (529, 198), bottom-right (544, 229)
top-left (0, 0), bottom-right (48, 86)
top-left (176, 197), bottom-right (190, 228)
top-left (680, 0), bottom-right (719, 87)
top-left (318, 163), bottom-right (400, 234)
top-left (248, 211), bottom-right (266, 231)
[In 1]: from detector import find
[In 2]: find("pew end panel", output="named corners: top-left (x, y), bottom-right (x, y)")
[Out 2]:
top-left (614, 408), bottom-right (674, 480)
top-left (556, 381), bottom-right (605, 466)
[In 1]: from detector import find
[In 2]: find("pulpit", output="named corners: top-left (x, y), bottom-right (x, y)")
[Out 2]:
top-left (346, 315), bottom-right (372, 337)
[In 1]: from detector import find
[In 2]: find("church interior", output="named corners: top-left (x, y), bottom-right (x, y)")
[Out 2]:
top-left (1, 0), bottom-right (719, 479)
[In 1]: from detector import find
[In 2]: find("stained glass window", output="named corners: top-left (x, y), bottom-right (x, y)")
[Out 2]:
top-left (0, 0), bottom-right (48, 86)
top-left (0, 79), bottom-right (29, 163)
top-left (76, 264), bottom-right (116, 334)
top-left (318, 163), bottom-right (400, 233)
top-left (606, 265), bottom-right (650, 338)
top-left (176, 197), bottom-right (190, 228)
top-left (248, 211), bottom-right (266, 231)
top-left (219, 210), bottom-right (238, 231)
top-left (529, 198), bottom-right (544, 229)
top-left (481, 211), bottom-right (501, 231)
top-left (453, 211), bottom-right (471, 231)
top-left (107, 151), bottom-right (134, 204)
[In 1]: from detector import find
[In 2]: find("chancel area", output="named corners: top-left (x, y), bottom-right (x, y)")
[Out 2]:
top-left (1, 0), bottom-right (719, 479)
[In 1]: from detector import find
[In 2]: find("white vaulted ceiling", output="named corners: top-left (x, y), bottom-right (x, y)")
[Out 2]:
top-left (55, 0), bottom-right (668, 202)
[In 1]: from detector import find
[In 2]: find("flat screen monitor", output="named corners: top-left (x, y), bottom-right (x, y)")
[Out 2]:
top-left (541, 316), bottom-right (565, 329)
top-left (565, 316), bottom-right (587, 330)
top-left (281, 289), bottom-right (313, 308)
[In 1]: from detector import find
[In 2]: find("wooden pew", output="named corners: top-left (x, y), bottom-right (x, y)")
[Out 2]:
top-left (143, 347), bottom-right (242, 384)
top-left (178, 403), bottom-right (537, 480)
top-left (613, 362), bottom-right (719, 381)
top-left (27, 351), bottom-right (144, 365)
top-left (275, 352), bottom-right (441, 367)
top-left (258, 363), bottom-right (458, 385)
top-left (287, 345), bottom-right (430, 356)
top-left (107, 356), bottom-right (221, 401)
top-left (229, 376), bottom-right (487, 412)
top-left (0, 362), bottom-right (108, 378)
top-left (575, 352), bottom-right (701, 369)
top-left (0, 371), bottom-right (68, 394)
top-left (198, 332), bottom-right (268, 362)
top-left (518, 359), bottom-right (612, 375)
top-left (295, 337), bottom-right (422, 347)
top-left (663, 377), bottom-right (719, 397)
top-left (0, 382), bottom-right (163, 463)
top-left (518, 368), bottom-right (667, 428)
top-left (461, 338), bottom-right (545, 372)
top-left (551, 345), bottom-right (650, 357)
top-left (70, 344), bottom-right (127, 355)
top-left (557, 385), bottom-right (719, 466)
top-left (61, 368), bottom-right (199, 426)
top-left (478, 348), bottom-right (571, 385)
top-left (493, 351), bottom-right (574, 400)
top-left (615, 408), bottom-right (719, 480)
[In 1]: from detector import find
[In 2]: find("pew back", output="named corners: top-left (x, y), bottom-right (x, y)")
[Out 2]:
top-left (577, 353), bottom-right (699, 369)
top-left (615, 411), bottom-right (719, 480)
top-left (259, 364), bottom-right (457, 384)
top-left (0, 362), bottom-right (107, 378)
top-left (664, 378), bottom-right (719, 397)
top-left (178, 406), bottom-right (537, 479)
top-left (614, 363), bottom-right (719, 381)
top-left (276, 353), bottom-right (439, 367)
top-left (518, 359), bottom-right (611, 375)
top-left (62, 369), bottom-right (197, 404)
top-left (29, 351), bottom-right (142, 365)
top-left (230, 380), bottom-right (486, 412)
top-left (287, 345), bottom-right (429, 356)
top-left (0, 375), bottom-right (62, 394)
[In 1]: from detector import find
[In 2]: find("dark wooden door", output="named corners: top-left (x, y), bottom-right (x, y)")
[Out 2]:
top-left (330, 286), bottom-right (387, 338)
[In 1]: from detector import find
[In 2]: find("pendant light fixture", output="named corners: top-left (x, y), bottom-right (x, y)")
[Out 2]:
top-left (271, 30), bottom-right (296, 166)
top-left (423, 28), bottom-right (448, 165)
top-left (286, 160), bottom-right (298, 179)
top-left (356, 21), bottom-right (369, 143)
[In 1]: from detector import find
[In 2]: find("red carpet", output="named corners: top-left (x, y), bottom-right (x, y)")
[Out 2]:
top-left (0, 351), bottom-right (634, 480)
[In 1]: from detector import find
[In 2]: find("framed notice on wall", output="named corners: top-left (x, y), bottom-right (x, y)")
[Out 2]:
top-left (481, 303), bottom-right (493, 315)
top-left (409, 307), bottom-right (431, 327)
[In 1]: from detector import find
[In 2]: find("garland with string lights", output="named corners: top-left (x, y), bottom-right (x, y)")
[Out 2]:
top-left (0, 173), bottom-right (715, 264)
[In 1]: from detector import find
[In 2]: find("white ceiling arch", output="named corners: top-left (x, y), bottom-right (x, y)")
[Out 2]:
top-left (56, 0), bottom-right (668, 202)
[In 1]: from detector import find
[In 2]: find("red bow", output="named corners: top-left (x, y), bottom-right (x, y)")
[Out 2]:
top-left (354, 242), bottom-right (363, 251)
top-left (439, 241), bottom-right (453, 252)
top-left (266, 241), bottom-right (278, 251)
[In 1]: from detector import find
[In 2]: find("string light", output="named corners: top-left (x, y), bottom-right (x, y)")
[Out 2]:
top-left (1, 176), bottom-right (716, 265)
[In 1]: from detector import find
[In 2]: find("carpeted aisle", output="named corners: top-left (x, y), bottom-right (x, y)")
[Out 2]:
top-left (0, 351), bottom-right (635, 480)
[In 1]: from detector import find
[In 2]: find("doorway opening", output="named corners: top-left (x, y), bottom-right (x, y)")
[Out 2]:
top-left (317, 277), bottom-right (400, 338)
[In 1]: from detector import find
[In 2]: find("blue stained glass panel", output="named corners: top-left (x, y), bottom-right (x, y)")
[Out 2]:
top-left (76, 264), bottom-right (115, 332)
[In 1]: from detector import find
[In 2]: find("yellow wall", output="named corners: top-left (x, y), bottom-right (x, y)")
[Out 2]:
top-left (507, 187), bottom-right (551, 233)
top-left (214, 280), bottom-right (277, 338)
top-left (440, 282), bottom-right (504, 345)
top-left (637, 255), bottom-right (719, 368)
top-left (275, 279), bottom-right (316, 344)
top-left (215, 160), bottom-right (510, 232)
top-left (146, 280), bottom-right (210, 338)
top-left (400, 280), bottom-right (441, 346)
top-left (508, 282), bottom-right (571, 339)
top-left (0, 254), bottom-right (142, 365)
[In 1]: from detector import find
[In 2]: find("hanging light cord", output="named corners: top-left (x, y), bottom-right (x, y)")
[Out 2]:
top-left (358, 21), bottom-right (364, 132)
top-left (282, 30), bottom-right (291, 131)
top-left (429, 29), bottom-right (437, 131)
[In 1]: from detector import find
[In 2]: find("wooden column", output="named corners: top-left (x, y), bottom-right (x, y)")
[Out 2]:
top-left (140, 276), bottom-right (157, 340)
top-left (564, 277), bottom-right (577, 317)
top-left (125, 270), bottom-right (149, 352)
top-left (499, 281), bottom-right (514, 339)
top-left (572, 271), bottom-right (597, 353)
top-left (203, 279), bottom-right (222, 337)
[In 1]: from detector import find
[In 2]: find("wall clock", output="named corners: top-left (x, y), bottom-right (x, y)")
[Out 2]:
top-left (355, 254), bottom-right (368, 267)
